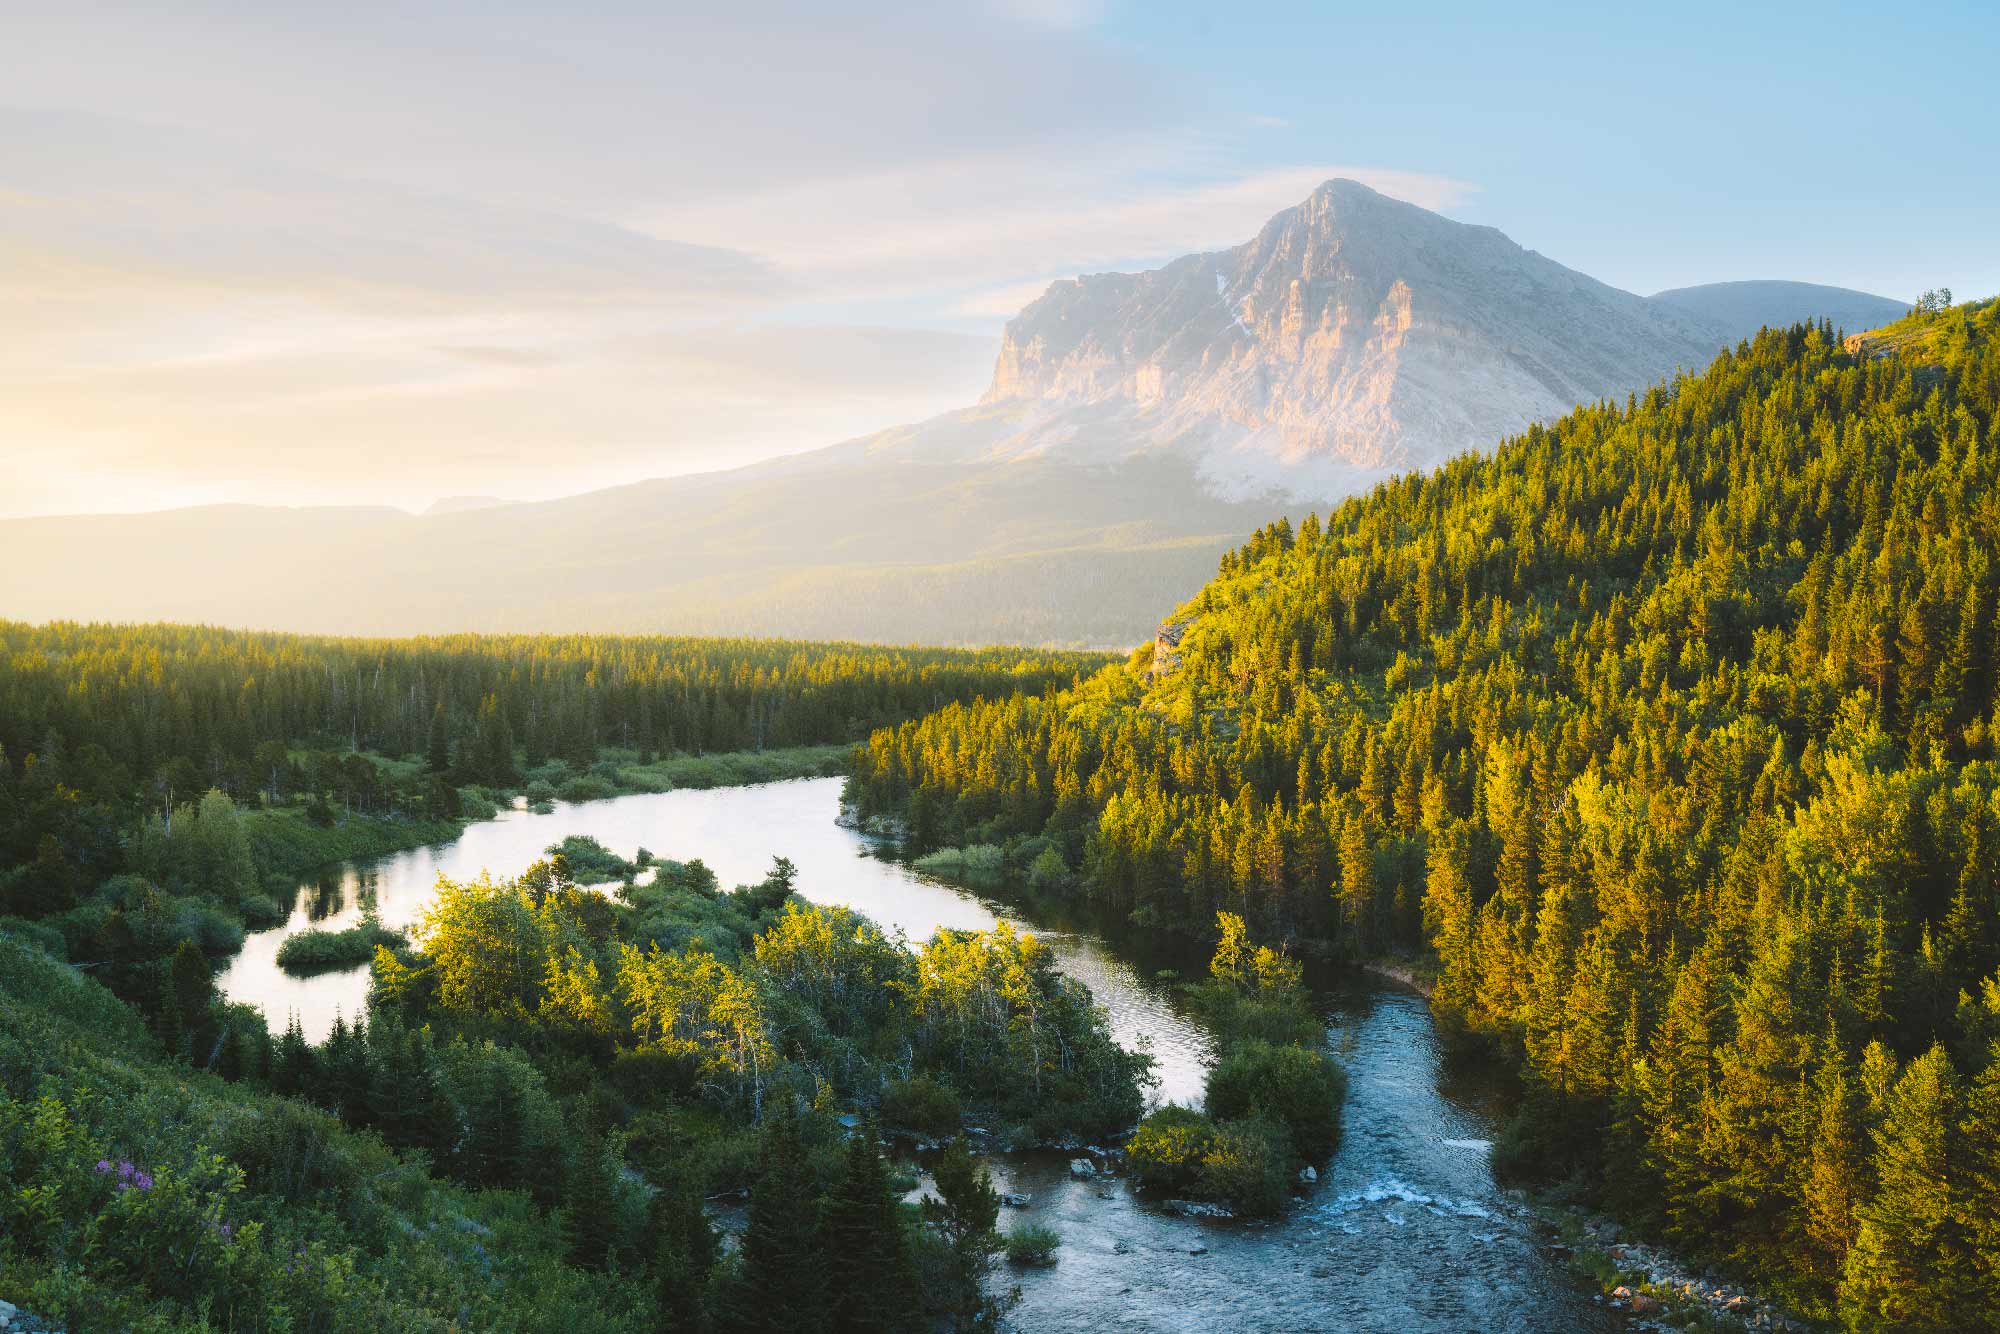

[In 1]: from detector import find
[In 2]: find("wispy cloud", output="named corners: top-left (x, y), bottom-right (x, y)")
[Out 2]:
top-left (649, 158), bottom-right (1477, 313)
top-left (0, 2), bottom-right (1470, 515)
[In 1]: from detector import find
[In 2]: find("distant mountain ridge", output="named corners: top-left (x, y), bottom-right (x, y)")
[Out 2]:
top-left (0, 180), bottom-right (1910, 645)
top-left (958, 181), bottom-right (1902, 499)
top-left (1647, 279), bottom-right (1907, 343)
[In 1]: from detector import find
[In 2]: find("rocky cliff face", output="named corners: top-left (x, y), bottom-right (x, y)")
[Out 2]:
top-left (980, 179), bottom-right (1728, 499)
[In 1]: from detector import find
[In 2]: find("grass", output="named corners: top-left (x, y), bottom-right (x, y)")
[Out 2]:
top-left (910, 844), bottom-right (1007, 889)
top-left (607, 743), bottom-right (850, 793)
top-left (1004, 1224), bottom-right (1061, 1267)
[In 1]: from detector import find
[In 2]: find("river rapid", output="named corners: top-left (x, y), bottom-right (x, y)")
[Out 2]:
top-left (218, 777), bottom-right (1617, 1332)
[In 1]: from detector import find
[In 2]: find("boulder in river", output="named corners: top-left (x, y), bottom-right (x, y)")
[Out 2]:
top-left (1165, 1199), bottom-right (1234, 1219)
top-left (1000, 1192), bottom-right (1032, 1208)
top-left (1297, 1165), bottom-right (1317, 1184)
top-left (1069, 1158), bottom-right (1096, 1179)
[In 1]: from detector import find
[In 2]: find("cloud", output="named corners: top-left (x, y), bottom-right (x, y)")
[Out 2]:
top-left (5, 2), bottom-right (1176, 213)
top-left (0, 109), bottom-right (781, 311)
top-left (648, 159), bottom-right (1478, 313)
top-left (0, 2), bottom-right (1474, 516)
top-left (0, 318), bottom-right (1000, 516)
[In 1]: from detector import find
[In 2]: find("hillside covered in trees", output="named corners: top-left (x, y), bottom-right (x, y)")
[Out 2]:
top-left (847, 299), bottom-right (2000, 1323)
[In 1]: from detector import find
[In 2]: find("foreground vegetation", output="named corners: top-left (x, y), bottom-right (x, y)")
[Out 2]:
top-left (0, 631), bottom-right (1131, 1328)
top-left (1, 839), bottom-right (1146, 1330)
top-left (1126, 913), bottom-right (1345, 1215)
top-left (848, 306), bottom-right (2000, 1325)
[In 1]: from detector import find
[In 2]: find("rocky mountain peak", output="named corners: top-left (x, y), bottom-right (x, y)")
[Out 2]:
top-left (975, 178), bottom-right (1735, 499)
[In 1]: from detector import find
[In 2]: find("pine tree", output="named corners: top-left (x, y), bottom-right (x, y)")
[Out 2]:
top-left (1959, 1043), bottom-right (2000, 1322)
top-left (717, 1113), bottom-right (827, 1334)
top-left (426, 703), bottom-right (451, 774)
top-left (1840, 1044), bottom-right (1963, 1331)
top-left (823, 1121), bottom-right (917, 1334)
top-left (159, 937), bottom-right (213, 1058)
top-left (922, 1137), bottom-right (1002, 1332)
top-left (566, 1133), bottom-right (623, 1272)
top-left (1802, 1031), bottom-right (1864, 1285)
top-left (652, 1172), bottom-right (719, 1334)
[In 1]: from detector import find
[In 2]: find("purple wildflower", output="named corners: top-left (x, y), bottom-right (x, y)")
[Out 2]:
top-left (94, 1159), bottom-right (113, 1175)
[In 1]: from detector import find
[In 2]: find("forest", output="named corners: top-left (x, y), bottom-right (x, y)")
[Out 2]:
top-left (0, 631), bottom-right (1127, 1330)
top-left (846, 299), bottom-right (2000, 1325)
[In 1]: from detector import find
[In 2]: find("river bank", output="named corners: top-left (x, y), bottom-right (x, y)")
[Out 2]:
top-left (219, 777), bottom-right (1630, 1329)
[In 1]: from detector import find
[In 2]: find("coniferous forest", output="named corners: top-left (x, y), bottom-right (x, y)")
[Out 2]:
top-left (5, 302), bottom-right (1999, 1329)
top-left (847, 301), bottom-right (2000, 1323)
top-left (0, 634), bottom-right (1124, 1330)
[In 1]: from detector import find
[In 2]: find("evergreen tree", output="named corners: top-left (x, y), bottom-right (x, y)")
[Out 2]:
top-left (566, 1133), bottom-right (623, 1272)
top-left (717, 1113), bottom-right (827, 1334)
top-left (823, 1121), bottom-right (917, 1334)
top-left (652, 1172), bottom-right (719, 1334)
top-left (922, 1137), bottom-right (1002, 1332)
top-left (1840, 1045), bottom-right (1963, 1331)
top-left (1959, 1044), bottom-right (2000, 1322)
top-left (426, 703), bottom-right (451, 774)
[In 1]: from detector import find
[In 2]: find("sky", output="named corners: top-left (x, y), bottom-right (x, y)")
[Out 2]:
top-left (3, 0), bottom-right (1995, 517)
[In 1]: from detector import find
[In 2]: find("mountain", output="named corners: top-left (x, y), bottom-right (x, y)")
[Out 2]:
top-left (0, 180), bottom-right (1908, 646)
top-left (966, 179), bottom-right (1726, 499)
top-left (1647, 279), bottom-right (1908, 342)
top-left (422, 495), bottom-right (504, 516)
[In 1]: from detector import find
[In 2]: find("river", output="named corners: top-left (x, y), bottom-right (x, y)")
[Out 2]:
top-left (218, 777), bottom-right (1617, 1332)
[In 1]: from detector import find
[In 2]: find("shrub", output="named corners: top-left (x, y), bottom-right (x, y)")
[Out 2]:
top-left (1004, 1224), bottom-right (1060, 1266)
top-left (556, 774), bottom-right (618, 803)
top-left (880, 1075), bottom-right (962, 1136)
top-left (274, 918), bottom-right (409, 975)
top-left (174, 899), bottom-right (248, 954)
top-left (1204, 1040), bottom-right (1346, 1164)
top-left (545, 834), bottom-right (636, 883)
top-left (911, 844), bottom-right (1007, 889)
top-left (523, 778), bottom-right (559, 804)
top-left (1125, 1104), bottom-right (1219, 1193)
top-left (0, 915), bottom-right (68, 958)
top-left (238, 894), bottom-right (289, 929)
top-left (1026, 845), bottom-right (1070, 892)
top-left (1194, 1114), bottom-right (1293, 1217)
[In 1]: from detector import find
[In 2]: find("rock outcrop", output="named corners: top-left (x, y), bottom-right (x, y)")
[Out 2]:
top-left (978, 179), bottom-right (1734, 500)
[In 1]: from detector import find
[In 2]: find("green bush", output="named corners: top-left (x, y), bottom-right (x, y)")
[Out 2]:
top-left (556, 774), bottom-right (618, 803)
top-left (911, 844), bottom-right (1007, 889)
top-left (1026, 845), bottom-right (1071, 892)
top-left (1004, 1224), bottom-right (1060, 1266)
top-left (880, 1075), bottom-right (962, 1136)
top-left (0, 915), bottom-right (68, 958)
top-left (1204, 1040), bottom-right (1346, 1164)
top-left (174, 898), bottom-right (248, 955)
top-left (545, 834), bottom-right (636, 883)
top-left (1194, 1114), bottom-right (1293, 1217)
top-left (238, 893), bottom-right (289, 928)
top-left (274, 918), bottom-right (409, 975)
top-left (1125, 1104), bottom-right (1219, 1193)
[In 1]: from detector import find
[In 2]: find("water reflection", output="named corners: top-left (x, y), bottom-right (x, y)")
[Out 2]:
top-left (217, 777), bottom-right (1613, 1329)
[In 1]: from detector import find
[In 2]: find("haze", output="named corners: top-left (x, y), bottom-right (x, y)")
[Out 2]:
top-left (4, 0), bottom-right (1995, 517)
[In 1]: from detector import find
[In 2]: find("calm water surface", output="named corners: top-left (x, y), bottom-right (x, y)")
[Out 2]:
top-left (219, 777), bottom-right (1614, 1332)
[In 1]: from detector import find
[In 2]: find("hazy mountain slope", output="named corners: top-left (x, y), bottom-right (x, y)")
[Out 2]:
top-left (1647, 279), bottom-right (1907, 342)
top-left (0, 454), bottom-right (1260, 646)
top-left (0, 179), bottom-right (1911, 646)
